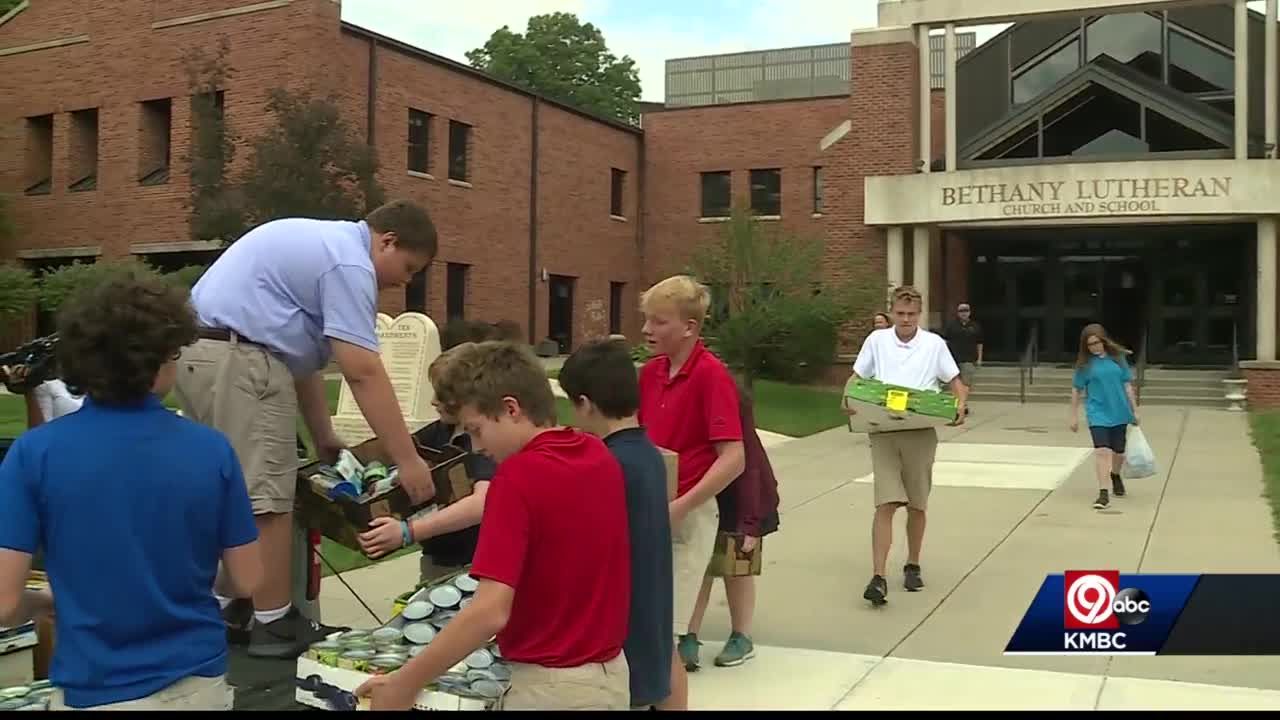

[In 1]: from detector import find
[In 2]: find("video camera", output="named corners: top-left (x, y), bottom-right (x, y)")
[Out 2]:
top-left (0, 334), bottom-right (59, 394)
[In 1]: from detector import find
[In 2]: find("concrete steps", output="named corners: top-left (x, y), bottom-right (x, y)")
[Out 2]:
top-left (969, 364), bottom-right (1231, 408)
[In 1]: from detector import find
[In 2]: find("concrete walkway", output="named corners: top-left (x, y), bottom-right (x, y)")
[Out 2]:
top-left (314, 402), bottom-right (1280, 710)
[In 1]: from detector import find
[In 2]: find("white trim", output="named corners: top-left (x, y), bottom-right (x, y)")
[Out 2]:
top-left (0, 0), bottom-right (28, 27)
top-left (447, 179), bottom-right (473, 189)
top-left (151, 0), bottom-right (292, 30)
top-left (0, 34), bottom-right (89, 57)
top-left (820, 120), bottom-right (852, 152)
top-left (407, 170), bottom-right (435, 181)
top-left (852, 26), bottom-right (916, 48)
top-left (17, 246), bottom-right (100, 259)
top-left (130, 241), bottom-right (223, 254)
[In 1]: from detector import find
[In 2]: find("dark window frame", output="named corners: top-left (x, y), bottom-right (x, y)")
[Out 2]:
top-left (448, 120), bottom-right (471, 182)
top-left (749, 168), bottom-right (782, 216)
top-left (812, 166), bottom-right (824, 214)
top-left (408, 108), bottom-right (431, 174)
top-left (610, 168), bottom-right (626, 217)
top-left (138, 98), bottom-right (172, 186)
top-left (700, 171), bottom-right (731, 218)
top-left (24, 114), bottom-right (54, 196)
top-left (68, 107), bottom-right (99, 193)
top-left (609, 281), bottom-right (624, 335)
top-left (446, 262), bottom-right (468, 320)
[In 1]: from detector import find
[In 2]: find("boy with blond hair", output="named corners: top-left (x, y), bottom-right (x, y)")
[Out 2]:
top-left (356, 342), bottom-right (632, 711)
top-left (637, 275), bottom-right (746, 678)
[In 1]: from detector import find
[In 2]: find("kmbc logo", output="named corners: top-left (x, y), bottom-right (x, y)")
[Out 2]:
top-left (1063, 570), bottom-right (1151, 629)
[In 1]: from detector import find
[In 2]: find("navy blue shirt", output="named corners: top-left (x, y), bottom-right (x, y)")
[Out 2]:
top-left (413, 421), bottom-right (497, 567)
top-left (0, 395), bottom-right (258, 708)
top-left (604, 427), bottom-right (674, 708)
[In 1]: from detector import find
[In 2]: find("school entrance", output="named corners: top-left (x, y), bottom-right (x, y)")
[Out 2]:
top-left (965, 222), bottom-right (1253, 366)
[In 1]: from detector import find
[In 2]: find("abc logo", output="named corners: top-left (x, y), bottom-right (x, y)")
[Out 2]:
top-left (1065, 572), bottom-right (1151, 628)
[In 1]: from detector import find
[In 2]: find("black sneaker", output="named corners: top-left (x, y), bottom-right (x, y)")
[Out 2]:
top-left (247, 607), bottom-right (348, 659)
top-left (1111, 473), bottom-right (1126, 498)
top-left (223, 598), bottom-right (254, 646)
top-left (903, 563), bottom-right (925, 592)
top-left (1093, 489), bottom-right (1110, 509)
top-left (863, 574), bottom-right (888, 606)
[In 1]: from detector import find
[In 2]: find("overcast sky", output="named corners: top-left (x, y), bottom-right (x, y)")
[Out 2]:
top-left (340, 0), bottom-right (1269, 103)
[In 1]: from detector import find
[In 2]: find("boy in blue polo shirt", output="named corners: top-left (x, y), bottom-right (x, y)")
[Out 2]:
top-left (0, 269), bottom-right (262, 710)
top-left (559, 338), bottom-right (676, 710)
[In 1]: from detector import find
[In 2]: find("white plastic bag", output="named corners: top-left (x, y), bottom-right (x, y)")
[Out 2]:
top-left (1122, 426), bottom-right (1157, 479)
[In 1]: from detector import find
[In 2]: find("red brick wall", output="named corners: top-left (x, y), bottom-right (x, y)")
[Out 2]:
top-left (1, 1), bottom-right (643, 351)
top-left (1245, 368), bottom-right (1280, 409)
top-left (639, 97), bottom-right (849, 284)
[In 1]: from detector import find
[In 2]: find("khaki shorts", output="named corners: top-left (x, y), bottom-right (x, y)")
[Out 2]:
top-left (51, 675), bottom-right (233, 711)
top-left (503, 653), bottom-right (630, 710)
top-left (672, 498), bottom-right (718, 634)
top-left (174, 336), bottom-right (299, 515)
top-left (869, 428), bottom-right (939, 511)
top-left (958, 362), bottom-right (977, 389)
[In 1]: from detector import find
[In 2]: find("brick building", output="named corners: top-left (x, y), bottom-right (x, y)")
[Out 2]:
top-left (5, 0), bottom-right (1280, 404)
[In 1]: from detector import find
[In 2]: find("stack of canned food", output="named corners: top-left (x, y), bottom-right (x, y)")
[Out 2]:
top-left (304, 572), bottom-right (509, 702)
top-left (0, 681), bottom-right (53, 712)
top-left (307, 449), bottom-right (400, 501)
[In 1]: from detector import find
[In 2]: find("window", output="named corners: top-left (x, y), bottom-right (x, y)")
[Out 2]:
top-left (1085, 12), bottom-right (1162, 79)
top-left (1013, 39), bottom-right (1079, 105)
top-left (1169, 29), bottom-right (1234, 94)
top-left (750, 169), bottom-right (781, 216)
top-left (699, 171), bottom-right (731, 218)
top-left (408, 109), bottom-right (431, 174)
top-left (610, 168), bottom-right (626, 217)
top-left (1041, 84), bottom-right (1143, 157)
top-left (812, 167), bottom-right (824, 214)
top-left (609, 282), bottom-right (624, 335)
top-left (448, 120), bottom-right (471, 182)
top-left (68, 109), bottom-right (99, 192)
top-left (139, 99), bottom-right (172, 185)
top-left (1145, 107), bottom-right (1225, 152)
top-left (405, 268), bottom-right (428, 313)
top-left (24, 114), bottom-right (53, 195)
top-left (446, 263), bottom-right (468, 320)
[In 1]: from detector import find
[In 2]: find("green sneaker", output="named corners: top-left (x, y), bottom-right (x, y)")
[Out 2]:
top-left (713, 632), bottom-right (756, 667)
top-left (677, 633), bottom-right (702, 672)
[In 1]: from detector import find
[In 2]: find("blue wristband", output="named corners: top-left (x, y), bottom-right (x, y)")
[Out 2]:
top-left (400, 520), bottom-right (412, 547)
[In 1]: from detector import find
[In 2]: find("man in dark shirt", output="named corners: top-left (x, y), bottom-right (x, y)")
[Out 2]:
top-left (941, 303), bottom-right (982, 413)
top-left (559, 339), bottom-right (675, 710)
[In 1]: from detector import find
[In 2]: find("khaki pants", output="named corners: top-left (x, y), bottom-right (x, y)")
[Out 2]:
top-left (174, 337), bottom-right (298, 515)
top-left (51, 675), bottom-right (233, 711)
top-left (671, 498), bottom-right (718, 634)
top-left (869, 428), bottom-right (938, 511)
top-left (503, 653), bottom-right (630, 710)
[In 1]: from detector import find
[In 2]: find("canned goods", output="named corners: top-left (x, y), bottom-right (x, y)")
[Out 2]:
top-left (465, 648), bottom-right (494, 669)
top-left (453, 574), bottom-right (479, 593)
top-left (404, 622), bottom-right (436, 645)
top-left (338, 630), bottom-right (372, 646)
top-left (470, 679), bottom-right (504, 699)
top-left (338, 649), bottom-right (376, 672)
top-left (402, 599), bottom-right (435, 621)
top-left (368, 655), bottom-right (405, 675)
top-left (309, 640), bottom-right (342, 666)
top-left (0, 699), bottom-right (27, 711)
top-left (374, 640), bottom-right (405, 655)
top-left (371, 626), bottom-right (403, 644)
top-left (488, 663), bottom-right (511, 681)
top-left (0, 687), bottom-right (29, 700)
top-left (428, 584), bottom-right (462, 609)
top-left (27, 681), bottom-right (51, 692)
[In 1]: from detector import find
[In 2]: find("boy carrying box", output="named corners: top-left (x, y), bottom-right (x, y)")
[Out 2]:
top-left (356, 341), bottom-right (632, 710)
top-left (844, 285), bottom-right (967, 607)
top-left (559, 338), bottom-right (675, 710)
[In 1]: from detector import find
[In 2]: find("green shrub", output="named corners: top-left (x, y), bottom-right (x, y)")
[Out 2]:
top-left (39, 259), bottom-right (163, 313)
top-left (0, 263), bottom-right (38, 322)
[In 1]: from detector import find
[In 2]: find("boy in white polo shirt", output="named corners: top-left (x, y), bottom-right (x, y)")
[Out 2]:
top-left (844, 285), bottom-right (968, 606)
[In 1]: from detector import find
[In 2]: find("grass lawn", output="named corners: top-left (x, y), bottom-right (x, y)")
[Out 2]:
top-left (1247, 411), bottom-right (1280, 544)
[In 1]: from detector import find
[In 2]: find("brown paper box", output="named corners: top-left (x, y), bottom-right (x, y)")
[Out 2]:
top-left (658, 447), bottom-right (679, 502)
top-left (295, 431), bottom-right (477, 553)
top-left (707, 532), bottom-right (763, 577)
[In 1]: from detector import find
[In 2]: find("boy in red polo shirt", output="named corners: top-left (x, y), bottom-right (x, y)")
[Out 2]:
top-left (637, 275), bottom-right (747, 687)
top-left (356, 341), bottom-right (632, 711)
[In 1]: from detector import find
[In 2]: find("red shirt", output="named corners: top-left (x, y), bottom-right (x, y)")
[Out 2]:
top-left (637, 341), bottom-right (744, 498)
top-left (469, 428), bottom-right (631, 667)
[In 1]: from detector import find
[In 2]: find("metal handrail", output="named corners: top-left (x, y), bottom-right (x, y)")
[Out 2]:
top-left (1135, 326), bottom-right (1148, 405)
top-left (1231, 320), bottom-right (1241, 376)
top-left (1018, 325), bottom-right (1039, 404)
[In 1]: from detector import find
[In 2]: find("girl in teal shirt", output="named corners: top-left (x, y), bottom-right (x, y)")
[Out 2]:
top-left (1070, 323), bottom-right (1139, 510)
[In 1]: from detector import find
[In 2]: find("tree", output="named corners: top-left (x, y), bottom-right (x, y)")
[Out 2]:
top-left (0, 263), bottom-right (37, 325)
top-left (0, 0), bottom-right (21, 15)
top-left (466, 13), bottom-right (642, 124)
top-left (683, 203), bottom-right (879, 389)
top-left (37, 259), bottom-right (162, 314)
top-left (184, 38), bottom-right (246, 245)
top-left (239, 88), bottom-right (385, 228)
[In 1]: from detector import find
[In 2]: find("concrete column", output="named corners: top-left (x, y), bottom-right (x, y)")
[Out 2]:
top-left (887, 227), bottom-right (905, 299)
top-left (1236, 0), bottom-right (1249, 159)
top-left (913, 225), bottom-right (931, 326)
top-left (1268, 0), bottom-right (1277, 158)
top-left (918, 24), bottom-right (932, 173)
top-left (944, 23), bottom-right (957, 171)
top-left (1260, 218), bottom-right (1278, 361)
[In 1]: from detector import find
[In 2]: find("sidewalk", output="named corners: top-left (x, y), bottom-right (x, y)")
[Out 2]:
top-left (313, 401), bottom-right (1280, 709)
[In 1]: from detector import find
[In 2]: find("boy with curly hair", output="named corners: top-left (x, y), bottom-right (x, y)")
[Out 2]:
top-left (0, 268), bottom-right (263, 710)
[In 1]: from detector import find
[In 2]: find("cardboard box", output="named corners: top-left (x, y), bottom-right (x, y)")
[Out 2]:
top-left (295, 658), bottom-right (500, 711)
top-left (707, 532), bottom-right (763, 577)
top-left (658, 447), bottom-right (679, 502)
top-left (843, 377), bottom-right (958, 434)
top-left (295, 434), bottom-right (476, 552)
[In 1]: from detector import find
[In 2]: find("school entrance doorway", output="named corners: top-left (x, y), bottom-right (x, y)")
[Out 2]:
top-left (966, 223), bottom-right (1253, 366)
